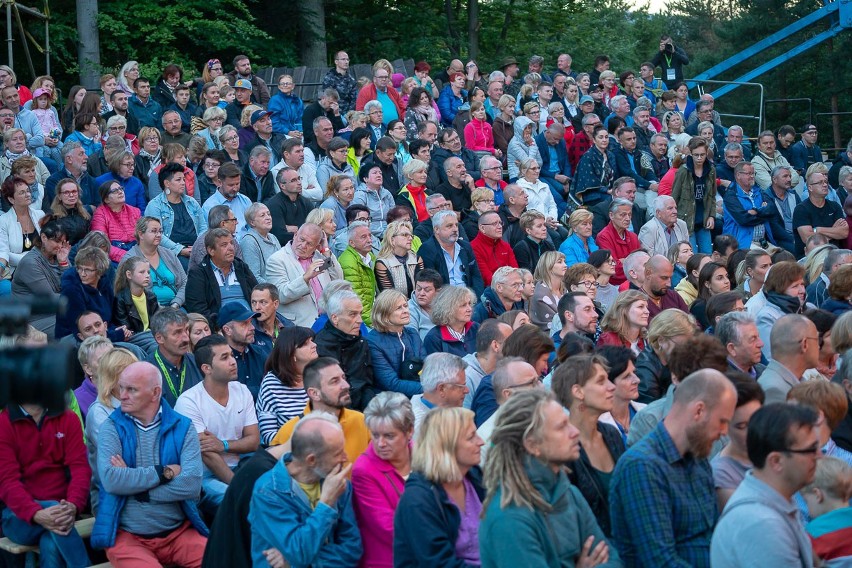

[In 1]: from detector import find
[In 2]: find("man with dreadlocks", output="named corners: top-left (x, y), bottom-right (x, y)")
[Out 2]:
top-left (478, 389), bottom-right (620, 567)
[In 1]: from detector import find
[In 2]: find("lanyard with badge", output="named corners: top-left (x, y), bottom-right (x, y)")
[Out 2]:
top-left (155, 351), bottom-right (186, 400)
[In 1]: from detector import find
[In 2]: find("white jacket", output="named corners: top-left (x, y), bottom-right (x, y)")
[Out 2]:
top-left (637, 217), bottom-right (690, 257)
top-left (265, 242), bottom-right (343, 327)
top-left (516, 178), bottom-right (558, 220)
top-left (0, 206), bottom-right (45, 270)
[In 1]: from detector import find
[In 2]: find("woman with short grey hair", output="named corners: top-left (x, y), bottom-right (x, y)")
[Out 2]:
top-left (352, 391), bottom-right (415, 567)
top-left (239, 202), bottom-right (281, 283)
top-left (423, 285), bottom-right (479, 357)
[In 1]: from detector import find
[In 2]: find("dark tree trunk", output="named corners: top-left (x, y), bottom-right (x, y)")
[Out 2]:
top-left (298, 0), bottom-right (328, 67)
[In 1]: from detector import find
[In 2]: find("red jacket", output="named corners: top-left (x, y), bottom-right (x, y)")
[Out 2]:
top-left (0, 406), bottom-right (90, 522)
top-left (595, 222), bottom-right (640, 285)
top-left (471, 232), bottom-right (518, 286)
top-left (355, 84), bottom-right (404, 118)
top-left (568, 130), bottom-right (592, 172)
top-left (597, 331), bottom-right (646, 352)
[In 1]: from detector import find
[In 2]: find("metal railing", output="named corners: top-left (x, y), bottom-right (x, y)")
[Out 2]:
top-left (689, 78), bottom-right (765, 134)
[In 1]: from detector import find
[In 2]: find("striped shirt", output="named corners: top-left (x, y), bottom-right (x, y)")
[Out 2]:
top-left (255, 372), bottom-right (308, 446)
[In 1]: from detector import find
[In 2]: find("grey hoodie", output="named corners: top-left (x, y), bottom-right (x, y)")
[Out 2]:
top-left (506, 116), bottom-right (543, 181)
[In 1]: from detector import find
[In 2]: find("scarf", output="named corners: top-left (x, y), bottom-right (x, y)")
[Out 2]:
top-left (138, 148), bottom-right (162, 177)
top-left (413, 104), bottom-right (436, 123)
top-left (765, 291), bottom-right (803, 315)
top-left (5, 148), bottom-right (30, 163)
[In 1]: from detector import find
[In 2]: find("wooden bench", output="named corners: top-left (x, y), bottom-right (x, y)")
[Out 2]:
top-left (0, 516), bottom-right (96, 555)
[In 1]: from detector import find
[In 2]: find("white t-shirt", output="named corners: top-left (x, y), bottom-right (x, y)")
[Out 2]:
top-left (175, 381), bottom-right (258, 468)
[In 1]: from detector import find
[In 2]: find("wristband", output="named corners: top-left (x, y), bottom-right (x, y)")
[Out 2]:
top-left (221, 439), bottom-right (229, 452)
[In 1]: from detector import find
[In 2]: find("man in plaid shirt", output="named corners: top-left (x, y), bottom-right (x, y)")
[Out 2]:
top-left (609, 369), bottom-right (737, 567)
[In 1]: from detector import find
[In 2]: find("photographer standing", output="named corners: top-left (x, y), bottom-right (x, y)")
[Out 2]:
top-left (652, 35), bottom-right (690, 85)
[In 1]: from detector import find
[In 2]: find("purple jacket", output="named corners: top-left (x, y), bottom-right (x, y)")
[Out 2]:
top-left (351, 443), bottom-right (409, 568)
top-left (73, 377), bottom-right (98, 421)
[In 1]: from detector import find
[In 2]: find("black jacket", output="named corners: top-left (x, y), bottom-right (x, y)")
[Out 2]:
top-left (314, 320), bottom-right (377, 411)
top-left (512, 236), bottom-right (555, 272)
top-left (636, 345), bottom-right (669, 404)
top-left (238, 161), bottom-right (277, 203)
top-left (301, 101), bottom-right (345, 146)
top-left (263, 191), bottom-right (312, 245)
top-left (394, 469), bottom-right (485, 568)
top-left (184, 256), bottom-right (258, 330)
top-left (416, 236), bottom-right (485, 299)
top-left (152, 79), bottom-right (177, 109)
top-left (202, 449), bottom-right (278, 568)
top-left (567, 422), bottom-right (626, 537)
top-left (497, 204), bottom-right (526, 247)
top-left (114, 287), bottom-right (160, 333)
top-left (612, 146), bottom-right (659, 191)
top-left (427, 146), bottom-right (482, 190)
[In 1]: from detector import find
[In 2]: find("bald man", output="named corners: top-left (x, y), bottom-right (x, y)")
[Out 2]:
top-left (641, 255), bottom-right (689, 320)
top-left (249, 413), bottom-right (360, 566)
top-left (758, 314), bottom-right (821, 404)
top-left (93, 361), bottom-right (208, 566)
top-left (265, 223), bottom-right (344, 327)
top-left (611, 369), bottom-right (737, 567)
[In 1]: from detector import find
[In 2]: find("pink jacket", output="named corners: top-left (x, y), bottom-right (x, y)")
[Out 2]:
top-left (90, 204), bottom-right (141, 262)
top-left (464, 117), bottom-right (496, 154)
top-left (351, 443), bottom-right (408, 568)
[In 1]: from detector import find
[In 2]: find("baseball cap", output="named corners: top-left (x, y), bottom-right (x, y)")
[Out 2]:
top-left (33, 87), bottom-right (51, 99)
top-left (579, 95), bottom-right (594, 105)
top-left (218, 302), bottom-right (258, 327)
top-left (234, 79), bottom-right (253, 91)
top-left (250, 109), bottom-right (274, 125)
top-left (589, 83), bottom-right (604, 92)
top-left (801, 124), bottom-right (817, 134)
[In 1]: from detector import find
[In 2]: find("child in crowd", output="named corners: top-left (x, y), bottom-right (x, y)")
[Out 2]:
top-left (803, 456), bottom-right (852, 566)
top-left (30, 87), bottom-right (63, 164)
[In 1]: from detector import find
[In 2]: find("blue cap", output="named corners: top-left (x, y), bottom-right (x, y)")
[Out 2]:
top-left (579, 95), bottom-right (594, 105)
top-left (218, 302), bottom-right (258, 327)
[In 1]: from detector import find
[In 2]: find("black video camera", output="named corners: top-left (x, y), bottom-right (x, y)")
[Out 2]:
top-left (0, 297), bottom-right (74, 410)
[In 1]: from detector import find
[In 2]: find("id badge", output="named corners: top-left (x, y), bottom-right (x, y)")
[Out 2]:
top-left (666, 68), bottom-right (676, 82)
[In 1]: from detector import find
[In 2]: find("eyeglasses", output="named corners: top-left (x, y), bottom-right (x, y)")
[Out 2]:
top-left (476, 199), bottom-right (495, 205)
top-left (108, 186), bottom-right (125, 195)
top-left (577, 280), bottom-right (601, 289)
top-left (279, 82), bottom-right (294, 86)
top-left (395, 232), bottom-right (413, 238)
top-left (76, 266), bottom-right (97, 275)
top-left (443, 382), bottom-right (467, 390)
top-left (480, 220), bottom-right (503, 227)
top-left (223, 218), bottom-right (238, 224)
top-left (783, 443), bottom-right (821, 456)
top-left (506, 377), bottom-right (542, 389)
top-left (209, 117), bottom-right (225, 122)
top-left (375, 74), bottom-right (389, 80)
top-left (221, 136), bottom-right (239, 143)
top-left (59, 189), bottom-right (78, 195)
top-left (211, 66), bottom-right (223, 72)
top-left (146, 228), bottom-right (164, 235)
top-left (482, 166), bottom-right (502, 171)
top-left (144, 136), bottom-right (160, 142)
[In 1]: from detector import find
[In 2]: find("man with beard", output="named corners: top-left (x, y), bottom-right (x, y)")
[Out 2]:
top-left (553, 292), bottom-right (599, 351)
top-left (249, 411), bottom-right (360, 567)
top-left (640, 255), bottom-right (689, 320)
top-left (711, 403), bottom-right (818, 567)
top-left (176, 334), bottom-right (259, 515)
top-left (103, 89), bottom-right (140, 135)
top-left (269, 356), bottom-right (371, 465)
top-left (145, 308), bottom-right (204, 407)
top-left (610, 369), bottom-right (737, 567)
top-left (219, 302), bottom-right (268, 402)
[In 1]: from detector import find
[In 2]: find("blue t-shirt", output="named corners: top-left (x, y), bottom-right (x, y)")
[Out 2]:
top-left (376, 90), bottom-right (399, 125)
top-left (150, 260), bottom-right (176, 305)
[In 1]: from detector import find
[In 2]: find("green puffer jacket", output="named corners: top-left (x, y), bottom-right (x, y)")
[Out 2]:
top-left (338, 245), bottom-right (377, 326)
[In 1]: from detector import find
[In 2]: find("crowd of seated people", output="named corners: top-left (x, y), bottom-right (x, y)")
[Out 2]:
top-left (1, 42), bottom-right (852, 568)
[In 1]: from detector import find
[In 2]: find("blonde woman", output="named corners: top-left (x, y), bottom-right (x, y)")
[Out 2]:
top-left (559, 208), bottom-right (598, 264)
top-left (305, 208), bottom-right (336, 257)
top-left (366, 289), bottom-right (426, 397)
top-left (84, 347), bottom-right (137, 512)
top-left (375, 220), bottom-right (422, 297)
top-left (597, 289), bottom-right (649, 354)
top-left (393, 406), bottom-right (485, 567)
top-left (530, 251), bottom-right (568, 331)
top-left (462, 187), bottom-right (495, 241)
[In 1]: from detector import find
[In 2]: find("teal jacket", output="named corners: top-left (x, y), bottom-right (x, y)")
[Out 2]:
top-left (479, 456), bottom-right (621, 567)
top-left (338, 245), bottom-right (377, 327)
